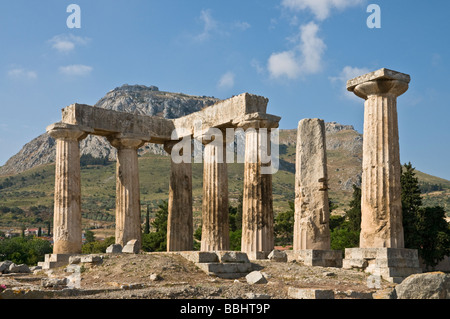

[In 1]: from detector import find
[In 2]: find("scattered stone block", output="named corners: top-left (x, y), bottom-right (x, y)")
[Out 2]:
top-left (217, 251), bottom-right (250, 263)
top-left (122, 240), bottom-right (140, 254)
top-left (30, 265), bottom-right (42, 272)
top-left (80, 255), bottom-right (103, 264)
top-left (288, 287), bottom-right (334, 299)
top-left (150, 273), bottom-right (162, 281)
top-left (395, 272), bottom-right (450, 299)
top-left (106, 244), bottom-right (123, 254)
top-left (179, 251), bottom-right (219, 263)
top-left (0, 260), bottom-right (13, 273)
top-left (8, 263), bottom-right (31, 274)
top-left (268, 249), bottom-right (287, 262)
top-left (246, 271), bottom-right (267, 285)
top-left (41, 277), bottom-right (68, 288)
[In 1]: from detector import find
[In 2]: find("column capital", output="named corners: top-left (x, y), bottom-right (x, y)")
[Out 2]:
top-left (107, 133), bottom-right (147, 150)
top-left (347, 68), bottom-right (410, 100)
top-left (234, 113), bottom-right (280, 130)
top-left (46, 123), bottom-right (90, 141)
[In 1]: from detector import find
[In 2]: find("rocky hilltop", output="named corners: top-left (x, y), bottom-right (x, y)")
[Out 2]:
top-left (0, 85), bottom-right (220, 176)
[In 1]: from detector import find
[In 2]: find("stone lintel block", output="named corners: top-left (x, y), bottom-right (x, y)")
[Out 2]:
top-left (61, 103), bottom-right (173, 143)
top-left (346, 68), bottom-right (411, 92)
top-left (173, 93), bottom-right (276, 138)
top-left (288, 287), bottom-right (335, 299)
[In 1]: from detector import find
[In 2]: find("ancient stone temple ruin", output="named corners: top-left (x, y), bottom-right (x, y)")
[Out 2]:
top-left (44, 67), bottom-right (422, 283)
top-left (46, 93), bottom-right (280, 260)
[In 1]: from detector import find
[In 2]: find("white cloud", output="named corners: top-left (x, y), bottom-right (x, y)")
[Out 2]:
top-left (251, 59), bottom-right (265, 75)
top-left (268, 51), bottom-right (301, 79)
top-left (329, 65), bottom-right (370, 100)
top-left (49, 34), bottom-right (90, 53)
top-left (59, 64), bottom-right (93, 76)
top-left (217, 71), bottom-right (235, 89)
top-left (195, 9), bottom-right (218, 41)
top-left (7, 68), bottom-right (37, 80)
top-left (233, 21), bottom-right (251, 31)
top-left (267, 21), bottom-right (325, 79)
top-left (281, 0), bottom-right (364, 21)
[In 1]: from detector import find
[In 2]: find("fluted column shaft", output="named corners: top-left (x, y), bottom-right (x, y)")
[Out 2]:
top-left (48, 124), bottom-right (87, 254)
top-left (293, 118), bottom-right (330, 250)
top-left (201, 135), bottom-right (229, 251)
top-left (108, 136), bottom-right (145, 248)
top-left (165, 141), bottom-right (193, 251)
top-left (241, 125), bottom-right (274, 258)
top-left (349, 71), bottom-right (409, 248)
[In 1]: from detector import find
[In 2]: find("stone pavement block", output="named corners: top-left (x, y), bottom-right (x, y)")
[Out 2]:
top-left (288, 287), bottom-right (334, 299)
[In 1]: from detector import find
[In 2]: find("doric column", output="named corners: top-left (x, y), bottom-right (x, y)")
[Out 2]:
top-left (164, 140), bottom-right (193, 251)
top-left (293, 118), bottom-right (330, 250)
top-left (108, 135), bottom-right (145, 249)
top-left (240, 120), bottom-right (275, 259)
top-left (347, 68), bottom-right (410, 248)
top-left (201, 130), bottom-right (229, 251)
top-left (47, 123), bottom-right (88, 254)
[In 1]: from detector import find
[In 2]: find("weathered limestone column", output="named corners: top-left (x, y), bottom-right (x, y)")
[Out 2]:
top-left (240, 121), bottom-right (275, 259)
top-left (347, 68), bottom-right (410, 248)
top-left (108, 135), bottom-right (146, 249)
top-left (201, 131), bottom-right (229, 251)
top-left (47, 123), bottom-right (88, 254)
top-left (164, 141), bottom-right (193, 251)
top-left (293, 118), bottom-right (330, 250)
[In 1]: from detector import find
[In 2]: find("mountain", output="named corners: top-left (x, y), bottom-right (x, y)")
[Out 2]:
top-left (0, 85), bottom-right (220, 176)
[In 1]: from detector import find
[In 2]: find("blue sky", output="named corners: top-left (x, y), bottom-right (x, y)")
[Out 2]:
top-left (0, 0), bottom-right (449, 180)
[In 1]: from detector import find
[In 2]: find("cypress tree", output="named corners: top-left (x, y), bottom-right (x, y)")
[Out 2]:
top-left (144, 205), bottom-right (150, 234)
top-left (401, 162), bottom-right (422, 249)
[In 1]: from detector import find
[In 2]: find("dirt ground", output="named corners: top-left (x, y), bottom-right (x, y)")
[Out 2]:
top-left (0, 252), bottom-right (395, 300)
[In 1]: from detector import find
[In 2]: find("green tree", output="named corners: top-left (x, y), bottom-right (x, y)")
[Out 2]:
top-left (141, 200), bottom-right (168, 252)
top-left (47, 221), bottom-right (51, 236)
top-left (274, 201), bottom-right (295, 246)
top-left (144, 205), bottom-right (151, 234)
top-left (401, 162), bottom-right (422, 249)
top-left (416, 206), bottom-right (450, 269)
top-left (0, 237), bottom-right (52, 265)
top-left (330, 185), bottom-right (361, 251)
top-left (228, 195), bottom-right (243, 251)
top-left (345, 185), bottom-right (361, 232)
top-left (400, 162), bottom-right (450, 269)
top-left (82, 236), bottom-right (115, 254)
top-left (84, 230), bottom-right (96, 243)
